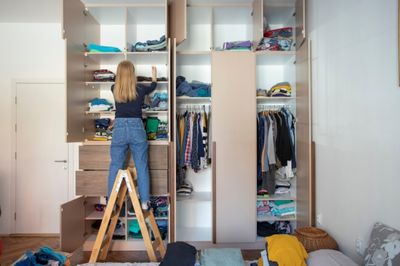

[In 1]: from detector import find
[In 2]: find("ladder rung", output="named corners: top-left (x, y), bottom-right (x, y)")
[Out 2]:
top-left (152, 238), bottom-right (162, 251)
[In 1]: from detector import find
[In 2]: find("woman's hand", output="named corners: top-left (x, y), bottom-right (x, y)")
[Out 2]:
top-left (151, 66), bottom-right (157, 82)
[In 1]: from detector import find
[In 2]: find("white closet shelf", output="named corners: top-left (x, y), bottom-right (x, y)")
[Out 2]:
top-left (256, 96), bottom-right (294, 101)
top-left (85, 110), bottom-right (168, 115)
top-left (257, 195), bottom-right (296, 201)
top-left (177, 192), bottom-right (212, 202)
top-left (83, 140), bottom-right (170, 146)
top-left (85, 81), bottom-right (168, 85)
top-left (176, 96), bottom-right (211, 103)
top-left (126, 51), bottom-right (168, 55)
top-left (127, 216), bottom-right (168, 220)
top-left (86, 210), bottom-right (104, 220)
top-left (256, 51), bottom-right (295, 65)
top-left (257, 214), bottom-right (296, 222)
top-left (177, 51), bottom-right (211, 55)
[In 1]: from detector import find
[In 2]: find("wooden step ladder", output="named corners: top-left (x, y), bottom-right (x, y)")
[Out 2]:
top-left (89, 168), bottom-right (166, 263)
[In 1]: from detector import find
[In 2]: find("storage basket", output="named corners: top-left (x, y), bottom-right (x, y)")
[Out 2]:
top-left (295, 227), bottom-right (338, 252)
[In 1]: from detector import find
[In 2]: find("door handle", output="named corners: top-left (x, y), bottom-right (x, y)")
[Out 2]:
top-left (54, 160), bottom-right (67, 163)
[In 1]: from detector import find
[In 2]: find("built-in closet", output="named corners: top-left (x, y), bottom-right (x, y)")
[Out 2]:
top-left (60, 0), bottom-right (313, 252)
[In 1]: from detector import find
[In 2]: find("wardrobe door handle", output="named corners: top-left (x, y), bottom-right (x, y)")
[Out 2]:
top-left (54, 160), bottom-right (68, 163)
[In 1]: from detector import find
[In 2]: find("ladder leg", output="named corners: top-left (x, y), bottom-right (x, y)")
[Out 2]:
top-left (148, 210), bottom-right (166, 257)
top-left (89, 169), bottom-right (124, 263)
top-left (125, 169), bottom-right (158, 262)
top-left (99, 182), bottom-right (127, 261)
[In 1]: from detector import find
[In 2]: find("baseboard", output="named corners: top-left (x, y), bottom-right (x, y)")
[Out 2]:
top-left (9, 233), bottom-right (60, 237)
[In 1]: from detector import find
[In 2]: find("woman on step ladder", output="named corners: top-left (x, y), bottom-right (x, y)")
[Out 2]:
top-left (108, 60), bottom-right (157, 210)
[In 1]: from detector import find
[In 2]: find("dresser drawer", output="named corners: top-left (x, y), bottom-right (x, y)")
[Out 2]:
top-left (79, 144), bottom-right (169, 170)
top-left (76, 170), bottom-right (168, 196)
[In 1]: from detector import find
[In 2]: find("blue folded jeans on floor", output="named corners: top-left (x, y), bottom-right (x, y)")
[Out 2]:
top-left (201, 248), bottom-right (245, 266)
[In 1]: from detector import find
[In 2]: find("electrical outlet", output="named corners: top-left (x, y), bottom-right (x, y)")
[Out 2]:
top-left (316, 213), bottom-right (323, 226)
top-left (356, 238), bottom-right (364, 256)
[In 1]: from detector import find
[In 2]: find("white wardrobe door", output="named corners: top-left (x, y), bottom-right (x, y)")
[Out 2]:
top-left (211, 51), bottom-right (257, 243)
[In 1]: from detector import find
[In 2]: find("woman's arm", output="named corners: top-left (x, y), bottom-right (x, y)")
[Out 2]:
top-left (145, 66), bottom-right (158, 94)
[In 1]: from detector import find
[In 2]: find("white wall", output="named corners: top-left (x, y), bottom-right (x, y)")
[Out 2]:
top-left (0, 23), bottom-right (66, 234)
top-left (309, 0), bottom-right (400, 263)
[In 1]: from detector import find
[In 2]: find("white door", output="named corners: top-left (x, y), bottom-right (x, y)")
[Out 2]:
top-left (15, 82), bottom-right (68, 234)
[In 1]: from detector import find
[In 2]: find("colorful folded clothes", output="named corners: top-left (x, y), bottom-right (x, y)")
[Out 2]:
top-left (256, 89), bottom-right (268, 97)
top-left (93, 69), bottom-right (115, 82)
top-left (267, 82), bottom-right (292, 97)
top-left (156, 120), bottom-right (169, 140)
top-left (270, 200), bottom-right (296, 217)
top-left (147, 92), bottom-right (168, 111)
top-left (145, 117), bottom-right (159, 140)
top-left (132, 35), bottom-right (167, 52)
top-left (86, 43), bottom-right (121, 53)
top-left (176, 76), bottom-right (211, 97)
top-left (137, 76), bottom-right (168, 82)
top-left (93, 119), bottom-right (112, 141)
top-left (256, 27), bottom-right (293, 51)
top-left (223, 40), bottom-right (252, 51)
top-left (88, 98), bottom-right (113, 112)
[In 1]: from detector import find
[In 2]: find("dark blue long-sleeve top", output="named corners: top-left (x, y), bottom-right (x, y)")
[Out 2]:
top-left (111, 82), bottom-right (157, 118)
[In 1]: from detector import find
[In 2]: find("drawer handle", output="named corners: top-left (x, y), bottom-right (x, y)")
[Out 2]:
top-left (54, 160), bottom-right (68, 163)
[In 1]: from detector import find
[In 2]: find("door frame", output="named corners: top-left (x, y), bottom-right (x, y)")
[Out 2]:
top-left (10, 79), bottom-right (71, 234)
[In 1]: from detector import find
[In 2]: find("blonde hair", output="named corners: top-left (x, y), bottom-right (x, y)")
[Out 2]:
top-left (114, 60), bottom-right (137, 103)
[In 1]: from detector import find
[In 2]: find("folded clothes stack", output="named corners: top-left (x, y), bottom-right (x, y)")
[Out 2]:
top-left (256, 27), bottom-right (293, 51)
top-left (146, 92), bottom-right (168, 111)
top-left (137, 76), bottom-right (168, 82)
top-left (88, 98), bottom-right (113, 112)
top-left (267, 82), bottom-right (292, 97)
top-left (257, 221), bottom-right (292, 236)
top-left (152, 220), bottom-right (168, 240)
top-left (132, 35), bottom-right (167, 52)
top-left (269, 200), bottom-right (295, 217)
top-left (150, 197), bottom-right (169, 218)
top-left (93, 69), bottom-right (115, 82)
top-left (128, 220), bottom-right (143, 239)
top-left (156, 120), bottom-right (169, 140)
top-left (176, 76), bottom-right (211, 97)
top-left (257, 200), bottom-right (271, 217)
top-left (86, 43), bottom-right (121, 53)
top-left (223, 40), bottom-right (252, 51)
top-left (93, 118), bottom-right (112, 141)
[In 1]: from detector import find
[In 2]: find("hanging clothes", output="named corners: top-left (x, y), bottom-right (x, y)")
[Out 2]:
top-left (257, 107), bottom-right (296, 195)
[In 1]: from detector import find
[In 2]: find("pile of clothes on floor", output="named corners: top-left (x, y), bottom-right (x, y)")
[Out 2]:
top-left (85, 43), bottom-right (121, 53)
top-left (143, 92), bottom-right (168, 111)
top-left (93, 118), bottom-right (113, 141)
top-left (93, 69), bottom-right (115, 82)
top-left (221, 40), bottom-right (253, 51)
top-left (88, 98), bottom-right (114, 112)
top-left (131, 35), bottom-right (167, 52)
top-left (176, 76), bottom-right (211, 97)
top-left (256, 27), bottom-right (293, 51)
top-left (13, 246), bottom-right (70, 266)
top-left (257, 82), bottom-right (292, 98)
top-left (144, 117), bottom-right (168, 141)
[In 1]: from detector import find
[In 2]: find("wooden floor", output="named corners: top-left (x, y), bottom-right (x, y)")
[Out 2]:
top-left (0, 236), bottom-right (261, 265)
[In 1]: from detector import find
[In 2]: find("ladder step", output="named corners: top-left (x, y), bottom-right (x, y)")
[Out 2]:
top-left (152, 238), bottom-right (162, 251)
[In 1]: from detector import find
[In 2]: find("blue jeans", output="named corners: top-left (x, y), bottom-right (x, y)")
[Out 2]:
top-left (108, 118), bottom-right (150, 202)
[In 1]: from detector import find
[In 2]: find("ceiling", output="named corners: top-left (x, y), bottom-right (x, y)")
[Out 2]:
top-left (0, 0), bottom-right (62, 23)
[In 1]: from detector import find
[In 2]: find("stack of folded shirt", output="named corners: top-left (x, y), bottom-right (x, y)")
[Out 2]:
top-left (145, 117), bottom-right (159, 140)
top-left (223, 40), bottom-right (252, 51)
top-left (267, 82), bottom-right (292, 97)
top-left (148, 92), bottom-right (168, 111)
top-left (176, 76), bottom-right (211, 97)
top-left (256, 27), bottom-right (293, 51)
top-left (93, 69), bottom-right (115, 82)
top-left (269, 200), bottom-right (295, 217)
top-left (132, 35), bottom-right (167, 52)
top-left (128, 220), bottom-right (143, 239)
top-left (88, 98), bottom-right (113, 112)
top-left (86, 43), bottom-right (121, 53)
top-left (256, 89), bottom-right (268, 97)
top-left (93, 118), bottom-right (112, 141)
top-left (150, 197), bottom-right (169, 218)
top-left (156, 120), bottom-right (169, 140)
top-left (137, 76), bottom-right (168, 82)
top-left (257, 200), bottom-right (271, 217)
